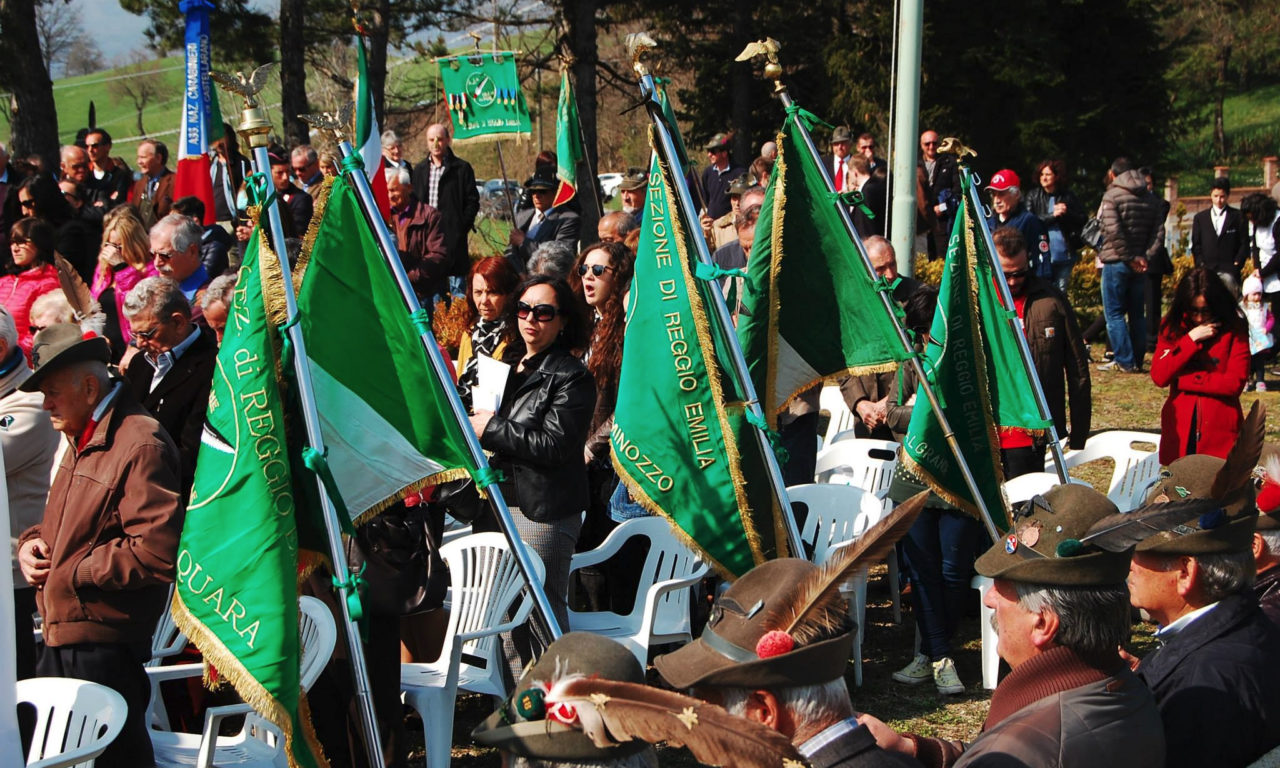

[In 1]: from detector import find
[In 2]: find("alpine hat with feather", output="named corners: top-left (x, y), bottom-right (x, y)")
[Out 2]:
top-left (1136, 401), bottom-right (1266, 555)
top-left (21, 323), bottom-right (111, 393)
top-left (655, 492), bottom-right (927, 690)
top-left (974, 484), bottom-right (1213, 586)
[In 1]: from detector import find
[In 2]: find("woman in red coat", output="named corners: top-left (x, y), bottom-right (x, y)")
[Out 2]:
top-left (1151, 267), bottom-right (1250, 464)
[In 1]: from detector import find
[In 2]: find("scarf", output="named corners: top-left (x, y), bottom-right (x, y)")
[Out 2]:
top-left (458, 318), bottom-right (505, 408)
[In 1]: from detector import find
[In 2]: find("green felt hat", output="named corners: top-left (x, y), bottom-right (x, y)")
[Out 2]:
top-left (1137, 454), bottom-right (1258, 555)
top-left (20, 324), bottom-right (110, 393)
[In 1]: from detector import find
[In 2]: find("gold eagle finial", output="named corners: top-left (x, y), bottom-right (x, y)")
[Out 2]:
top-left (210, 63), bottom-right (277, 109)
top-left (937, 137), bottom-right (977, 161)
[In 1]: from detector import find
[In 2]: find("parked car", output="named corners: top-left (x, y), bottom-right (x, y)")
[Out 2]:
top-left (598, 172), bottom-right (623, 201)
top-left (483, 178), bottom-right (522, 201)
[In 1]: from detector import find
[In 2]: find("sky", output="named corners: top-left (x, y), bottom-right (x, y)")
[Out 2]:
top-left (86, 0), bottom-right (280, 63)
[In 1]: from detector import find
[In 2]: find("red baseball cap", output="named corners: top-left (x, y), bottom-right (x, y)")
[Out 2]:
top-left (987, 169), bottom-right (1021, 191)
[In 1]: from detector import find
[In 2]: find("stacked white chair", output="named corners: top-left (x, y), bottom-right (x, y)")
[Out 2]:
top-left (1052, 431), bottom-right (1161, 511)
top-left (401, 533), bottom-right (546, 768)
top-left (17, 677), bottom-right (127, 768)
top-left (147, 596), bottom-right (337, 768)
top-left (818, 385), bottom-right (858, 448)
top-left (567, 517), bottom-right (709, 667)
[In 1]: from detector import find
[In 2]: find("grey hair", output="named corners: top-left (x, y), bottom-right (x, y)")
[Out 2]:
top-left (1194, 550), bottom-right (1256, 602)
top-left (201, 274), bottom-right (238, 311)
top-left (291, 145), bottom-right (318, 164)
top-left (720, 678), bottom-right (852, 728)
top-left (599, 211), bottom-right (638, 240)
top-left (65, 358), bottom-right (112, 390)
top-left (384, 165), bottom-right (412, 187)
top-left (1258, 530), bottom-right (1280, 557)
top-left (123, 276), bottom-right (191, 320)
top-left (509, 749), bottom-right (658, 768)
top-left (1014, 582), bottom-right (1132, 666)
top-left (0, 305), bottom-right (16, 351)
top-left (381, 129), bottom-right (400, 150)
top-left (528, 240), bottom-right (577, 281)
top-left (155, 212), bottom-right (204, 255)
top-left (736, 203), bottom-right (762, 233)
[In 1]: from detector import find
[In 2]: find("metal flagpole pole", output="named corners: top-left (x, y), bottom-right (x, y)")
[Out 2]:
top-left (629, 37), bottom-right (804, 557)
top-left (221, 82), bottom-right (385, 768)
top-left (961, 164), bottom-right (1070, 482)
top-left (743, 42), bottom-right (1005, 541)
top-left (333, 135), bottom-right (564, 641)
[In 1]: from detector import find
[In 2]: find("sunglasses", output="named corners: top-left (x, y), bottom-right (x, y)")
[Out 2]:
top-left (28, 325), bottom-right (44, 336)
top-left (134, 322), bottom-right (166, 341)
top-left (11, 237), bottom-right (28, 246)
top-left (1002, 268), bottom-right (1031, 280)
top-left (85, 143), bottom-right (106, 149)
top-left (151, 250), bottom-right (177, 261)
top-left (68, 162), bottom-right (88, 171)
top-left (516, 302), bottom-right (560, 322)
top-left (577, 263), bottom-right (613, 278)
top-left (19, 199), bottom-right (34, 209)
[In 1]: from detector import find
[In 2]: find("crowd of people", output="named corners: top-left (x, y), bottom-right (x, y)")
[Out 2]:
top-left (3, 115), bottom-right (1280, 768)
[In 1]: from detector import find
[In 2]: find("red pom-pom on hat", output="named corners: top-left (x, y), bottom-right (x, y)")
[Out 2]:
top-left (755, 630), bottom-right (795, 659)
top-left (82, 331), bottom-right (98, 341)
top-left (1259, 477), bottom-right (1280, 515)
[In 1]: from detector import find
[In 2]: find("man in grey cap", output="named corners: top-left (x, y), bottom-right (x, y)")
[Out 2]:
top-left (827, 125), bottom-right (855, 193)
top-left (1128, 444), bottom-right (1280, 768)
top-left (700, 132), bottom-right (745, 221)
top-left (617, 166), bottom-right (647, 223)
top-left (507, 167), bottom-right (581, 273)
top-left (16, 324), bottom-right (183, 768)
top-left (862, 484), bottom-right (1168, 767)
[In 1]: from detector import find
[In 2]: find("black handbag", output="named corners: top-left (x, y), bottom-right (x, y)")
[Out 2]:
top-left (434, 477), bottom-right (486, 524)
top-left (346, 502), bottom-right (446, 617)
top-left (1081, 211), bottom-right (1105, 251)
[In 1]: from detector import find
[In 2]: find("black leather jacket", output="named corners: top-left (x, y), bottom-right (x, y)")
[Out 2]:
top-left (481, 345), bottom-right (596, 522)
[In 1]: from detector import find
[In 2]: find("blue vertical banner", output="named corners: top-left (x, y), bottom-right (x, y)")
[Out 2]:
top-left (175, 0), bottom-right (218, 226)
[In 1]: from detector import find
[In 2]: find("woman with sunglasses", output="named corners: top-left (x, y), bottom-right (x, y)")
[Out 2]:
top-left (15, 174), bottom-right (96, 284)
top-left (1151, 267), bottom-right (1250, 465)
top-left (91, 207), bottom-right (158, 359)
top-left (2, 218), bottom-right (62, 360)
top-left (470, 275), bottom-right (594, 680)
top-left (456, 255), bottom-right (522, 413)
top-left (571, 241), bottom-right (636, 610)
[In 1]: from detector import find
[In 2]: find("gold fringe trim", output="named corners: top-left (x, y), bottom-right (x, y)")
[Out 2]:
top-left (290, 175), bottom-right (334, 289)
top-left (762, 127), bottom-right (788, 431)
top-left (452, 131), bottom-right (532, 146)
top-left (610, 452), bottom-right (739, 581)
top-left (652, 128), bottom-right (772, 565)
top-left (771, 362), bottom-right (901, 419)
top-left (171, 590), bottom-right (330, 768)
top-left (350, 467), bottom-right (473, 528)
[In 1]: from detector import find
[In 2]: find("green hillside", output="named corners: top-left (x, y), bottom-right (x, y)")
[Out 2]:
top-left (1167, 82), bottom-right (1280, 196)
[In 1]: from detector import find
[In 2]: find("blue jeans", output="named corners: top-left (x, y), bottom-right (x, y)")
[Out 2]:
top-left (1101, 261), bottom-right (1146, 369)
top-left (902, 508), bottom-right (984, 660)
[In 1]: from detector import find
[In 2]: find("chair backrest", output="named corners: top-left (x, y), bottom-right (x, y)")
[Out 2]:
top-left (790, 484), bottom-right (868, 565)
top-left (438, 533), bottom-right (546, 672)
top-left (819, 385), bottom-right (857, 447)
top-left (607, 517), bottom-right (704, 635)
top-left (146, 585), bottom-right (186, 668)
top-left (17, 677), bottom-right (127, 768)
top-left (815, 438), bottom-right (899, 494)
top-left (1057, 431), bottom-right (1160, 510)
top-left (297, 596), bottom-right (338, 692)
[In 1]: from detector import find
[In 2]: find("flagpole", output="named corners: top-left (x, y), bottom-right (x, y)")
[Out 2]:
top-left (960, 164), bottom-right (1070, 482)
top-left (333, 137), bottom-right (564, 641)
top-left (630, 39), bottom-right (804, 557)
top-left (223, 85), bottom-right (385, 768)
top-left (743, 42), bottom-right (1004, 541)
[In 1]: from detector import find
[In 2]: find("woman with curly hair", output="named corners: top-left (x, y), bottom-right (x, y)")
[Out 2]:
top-left (570, 241), bottom-right (636, 609)
top-left (1151, 267), bottom-right (1250, 464)
top-left (1024, 158), bottom-right (1086, 296)
top-left (92, 206), bottom-right (158, 357)
top-left (455, 255), bottom-right (522, 413)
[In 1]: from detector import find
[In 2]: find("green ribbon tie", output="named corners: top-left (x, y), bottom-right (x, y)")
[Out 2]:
top-left (871, 277), bottom-right (906, 322)
top-left (277, 314), bottom-right (300, 369)
top-left (300, 446), bottom-right (355, 536)
top-left (471, 466), bottom-right (504, 488)
top-left (835, 189), bottom-right (874, 218)
top-left (784, 103), bottom-right (833, 132)
top-left (331, 564), bottom-right (366, 626)
top-left (743, 408), bottom-right (791, 466)
top-left (409, 308), bottom-right (433, 338)
top-left (340, 153), bottom-right (365, 175)
top-left (694, 262), bottom-right (746, 282)
top-left (244, 172), bottom-right (273, 208)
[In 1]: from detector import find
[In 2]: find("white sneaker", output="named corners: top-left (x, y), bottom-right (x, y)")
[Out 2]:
top-left (933, 656), bottom-right (965, 695)
top-left (1259, 381), bottom-right (1269, 393)
top-left (891, 653), bottom-right (932, 685)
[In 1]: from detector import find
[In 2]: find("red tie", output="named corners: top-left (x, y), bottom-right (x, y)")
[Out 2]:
top-left (835, 158), bottom-right (845, 192)
top-left (76, 418), bottom-right (98, 453)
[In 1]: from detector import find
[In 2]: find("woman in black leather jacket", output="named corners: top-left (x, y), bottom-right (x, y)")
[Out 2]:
top-left (1025, 159), bottom-right (1086, 296)
top-left (470, 274), bottom-right (595, 675)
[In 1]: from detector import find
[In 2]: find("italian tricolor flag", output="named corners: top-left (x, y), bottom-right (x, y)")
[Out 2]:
top-left (356, 35), bottom-right (391, 221)
top-left (553, 68), bottom-right (583, 208)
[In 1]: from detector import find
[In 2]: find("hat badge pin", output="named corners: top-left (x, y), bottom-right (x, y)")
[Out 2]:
top-left (1004, 533), bottom-right (1019, 554)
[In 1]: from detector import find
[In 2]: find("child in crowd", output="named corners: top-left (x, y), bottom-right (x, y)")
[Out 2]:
top-left (1243, 275), bottom-right (1274, 391)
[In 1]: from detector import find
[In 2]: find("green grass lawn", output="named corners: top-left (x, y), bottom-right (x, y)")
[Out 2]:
top-left (1169, 82), bottom-right (1280, 196)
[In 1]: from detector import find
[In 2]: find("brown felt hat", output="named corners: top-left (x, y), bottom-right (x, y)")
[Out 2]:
top-left (727, 172), bottom-right (756, 197)
top-left (20, 324), bottom-right (111, 393)
top-left (1136, 454), bottom-right (1258, 554)
top-left (618, 166), bottom-right (647, 192)
top-left (704, 132), bottom-right (732, 152)
top-left (975, 484), bottom-right (1132, 586)
top-left (654, 558), bottom-right (854, 690)
top-left (472, 633), bottom-right (648, 761)
top-left (831, 125), bottom-right (853, 144)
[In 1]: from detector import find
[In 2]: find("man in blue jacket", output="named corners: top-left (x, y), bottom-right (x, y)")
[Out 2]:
top-left (986, 169), bottom-right (1050, 278)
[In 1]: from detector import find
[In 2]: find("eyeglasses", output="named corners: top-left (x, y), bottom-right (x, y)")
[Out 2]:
top-left (68, 162), bottom-right (88, 171)
top-left (133, 320), bottom-right (168, 341)
top-left (577, 263), bottom-right (613, 278)
top-left (858, 144), bottom-right (875, 152)
top-left (10, 237), bottom-right (28, 246)
top-left (28, 325), bottom-right (44, 335)
top-left (922, 141), bottom-right (939, 147)
top-left (1003, 268), bottom-right (1031, 280)
top-left (151, 250), bottom-right (177, 261)
top-left (19, 199), bottom-right (34, 209)
top-left (516, 302), bottom-right (560, 322)
top-left (85, 143), bottom-right (106, 149)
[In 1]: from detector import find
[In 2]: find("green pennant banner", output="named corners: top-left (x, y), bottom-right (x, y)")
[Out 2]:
top-left (437, 52), bottom-right (531, 143)
top-left (611, 134), bottom-right (784, 579)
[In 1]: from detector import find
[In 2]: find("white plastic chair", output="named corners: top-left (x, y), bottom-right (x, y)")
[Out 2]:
top-left (17, 677), bottom-right (127, 768)
top-left (1248, 742), bottom-right (1280, 768)
top-left (971, 472), bottom-right (1088, 690)
top-left (819, 384), bottom-right (857, 448)
top-left (147, 595), bottom-right (337, 768)
top-left (788, 483), bottom-right (885, 686)
top-left (1052, 431), bottom-right (1161, 511)
top-left (567, 517), bottom-right (710, 668)
top-left (401, 533), bottom-right (546, 768)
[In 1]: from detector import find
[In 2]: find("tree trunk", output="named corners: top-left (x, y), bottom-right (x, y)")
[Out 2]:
top-left (729, 5), bottom-right (754, 165)
top-left (135, 107), bottom-right (145, 136)
top-left (0, 0), bottom-right (60, 170)
top-left (278, 0), bottom-right (309, 147)
top-left (563, 0), bottom-right (601, 241)
top-left (1213, 44), bottom-right (1231, 161)
top-left (367, 0), bottom-right (390, 125)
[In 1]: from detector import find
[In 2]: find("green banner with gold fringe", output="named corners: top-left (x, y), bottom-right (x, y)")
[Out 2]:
top-left (437, 52), bottom-right (531, 143)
